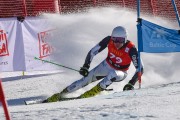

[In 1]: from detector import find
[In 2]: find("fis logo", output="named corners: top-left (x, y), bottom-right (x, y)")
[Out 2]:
top-left (38, 30), bottom-right (54, 58)
top-left (0, 30), bottom-right (9, 57)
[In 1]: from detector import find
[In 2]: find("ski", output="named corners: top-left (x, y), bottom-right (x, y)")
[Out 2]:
top-left (24, 97), bottom-right (80, 105)
top-left (25, 89), bottom-right (114, 105)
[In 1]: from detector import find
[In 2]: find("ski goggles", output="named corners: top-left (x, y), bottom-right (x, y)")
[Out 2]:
top-left (111, 37), bottom-right (125, 43)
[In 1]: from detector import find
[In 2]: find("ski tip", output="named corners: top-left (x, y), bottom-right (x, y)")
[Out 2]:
top-left (24, 99), bottom-right (44, 105)
top-left (24, 100), bottom-right (27, 105)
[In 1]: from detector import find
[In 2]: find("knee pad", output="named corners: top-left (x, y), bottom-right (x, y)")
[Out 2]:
top-left (107, 71), bottom-right (127, 82)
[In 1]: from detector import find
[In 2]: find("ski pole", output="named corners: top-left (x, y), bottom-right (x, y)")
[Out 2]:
top-left (34, 57), bottom-right (79, 72)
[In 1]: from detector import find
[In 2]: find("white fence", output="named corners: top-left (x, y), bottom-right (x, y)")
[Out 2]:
top-left (0, 17), bottom-right (59, 72)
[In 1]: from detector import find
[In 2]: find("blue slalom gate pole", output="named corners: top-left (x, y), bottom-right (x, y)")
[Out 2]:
top-left (137, 0), bottom-right (140, 18)
top-left (171, 0), bottom-right (180, 27)
top-left (137, 0), bottom-right (142, 89)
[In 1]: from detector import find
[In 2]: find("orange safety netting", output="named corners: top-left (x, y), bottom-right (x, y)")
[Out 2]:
top-left (0, 0), bottom-right (179, 21)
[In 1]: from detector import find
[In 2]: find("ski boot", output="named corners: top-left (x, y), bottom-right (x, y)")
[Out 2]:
top-left (79, 83), bottom-right (103, 98)
top-left (42, 88), bottom-right (68, 103)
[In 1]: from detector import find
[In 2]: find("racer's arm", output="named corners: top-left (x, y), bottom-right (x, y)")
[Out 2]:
top-left (83, 36), bottom-right (111, 68)
top-left (128, 46), bottom-right (144, 86)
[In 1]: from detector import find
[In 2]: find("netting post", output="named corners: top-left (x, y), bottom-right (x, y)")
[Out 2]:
top-left (0, 80), bottom-right (11, 120)
top-left (122, 0), bottom-right (125, 7)
top-left (22, 0), bottom-right (27, 16)
top-left (54, 0), bottom-right (60, 13)
top-left (93, 0), bottom-right (96, 6)
top-left (150, 0), bottom-right (157, 16)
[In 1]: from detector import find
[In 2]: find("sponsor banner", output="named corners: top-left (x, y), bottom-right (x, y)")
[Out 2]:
top-left (138, 19), bottom-right (180, 53)
top-left (22, 17), bottom-right (59, 71)
top-left (0, 17), bottom-right (60, 72)
top-left (0, 18), bottom-right (18, 71)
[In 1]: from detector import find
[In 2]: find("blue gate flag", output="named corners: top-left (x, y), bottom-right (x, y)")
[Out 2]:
top-left (137, 19), bottom-right (180, 53)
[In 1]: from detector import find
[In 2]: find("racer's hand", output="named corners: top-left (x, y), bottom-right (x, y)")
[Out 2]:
top-left (123, 83), bottom-right (134, 91)
top-left (79, 64), bottom-right (89, 77)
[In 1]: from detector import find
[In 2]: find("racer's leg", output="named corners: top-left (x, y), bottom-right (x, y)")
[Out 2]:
top-left (64, 60), bottom-right (110, 93)
top-left (43, 60), bottom-right (109, 102)
top-left (79, 69), bottom-right (127, 98)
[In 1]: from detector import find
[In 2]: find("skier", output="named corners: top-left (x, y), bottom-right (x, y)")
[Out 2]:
top-left (43, 26), bottom-right (144, 103)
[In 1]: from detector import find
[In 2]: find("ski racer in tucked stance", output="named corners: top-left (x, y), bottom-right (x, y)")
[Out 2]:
top-left (43, 26), bottom-right (144, 103)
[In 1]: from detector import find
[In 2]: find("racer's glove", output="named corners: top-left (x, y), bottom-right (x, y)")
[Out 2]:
top-left (79, 64), bottom-right (90, 77)
top-left (123, 83), bottom-right (134, 91)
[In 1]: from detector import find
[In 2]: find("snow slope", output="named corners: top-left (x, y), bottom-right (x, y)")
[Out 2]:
top-left (0, 7), bottom-right (180, 120)
top-left (1, 73), bottom-right (180, 120)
